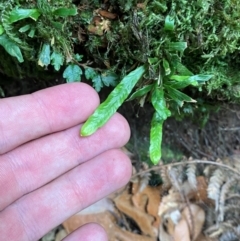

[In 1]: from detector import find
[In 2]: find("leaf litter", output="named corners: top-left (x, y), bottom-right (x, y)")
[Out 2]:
top-left (40, 149), bottom-right (240, 241)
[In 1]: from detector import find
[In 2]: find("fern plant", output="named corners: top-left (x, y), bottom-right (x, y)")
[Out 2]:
top-left (1, 0), bottom-right (240, 163)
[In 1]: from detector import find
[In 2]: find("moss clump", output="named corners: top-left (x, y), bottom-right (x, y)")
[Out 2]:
top-left (0, 0), bottom-right (240, 101)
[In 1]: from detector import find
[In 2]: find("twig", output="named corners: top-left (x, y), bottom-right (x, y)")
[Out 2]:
top-left (131, 160), bottom-right (240, 179)
top-left (219, 127), bottom-right (240, 131)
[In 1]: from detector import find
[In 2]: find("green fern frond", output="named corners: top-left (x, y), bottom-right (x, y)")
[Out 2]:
top-left (1, 3), bottom-right (31, 51)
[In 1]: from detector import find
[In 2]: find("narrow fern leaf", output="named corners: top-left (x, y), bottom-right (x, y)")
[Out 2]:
top-left (151, 87), bottom-right (171, 120)
top-left (0, 34), bottom-right (23, 62)
top-left (150, 111), bottom-right (164, 164)
top-left (9, 9), bottom-right (41, 23)
top-left (2, 6), bottom-right (31, 50)
top-left (53, 8), bottom-right (77, 17)
top-left (127, 84), bottom-right (153, 101)
top-left (165, 86), bottom-right (196, 107)
top-left (81, 65), bottom-right (145, 136)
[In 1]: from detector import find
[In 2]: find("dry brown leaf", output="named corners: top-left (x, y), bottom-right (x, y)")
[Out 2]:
top-left (132, 192), bottom-right (148, 211)
top-left (114, 189), bottom-right (158, 238)
top-left (158, 190), bottom-right (183, 217)
top-left (191, 176), bottom-right (209, 203)
top-left (63, 211), bottom-right (115, 234)
top-left (131, 175), bottom-right (161, 229)
top-left (173, 216), bottom-right (191, 241)
top-left (181, 204), bottom-right (205, 240)
top-left (62, 196), bottom-right (156, 241)
top-left (98, 9), bottom-right (117, 19)
top-left (63, 210), bottom-right (155, 241)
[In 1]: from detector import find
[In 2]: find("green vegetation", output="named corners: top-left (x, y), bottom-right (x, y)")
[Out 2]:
top-left (0, 0), bottom-right (240, 164)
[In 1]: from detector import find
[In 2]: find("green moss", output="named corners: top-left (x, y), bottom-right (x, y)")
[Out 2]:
top-left (0, 0), bottom-right (240, 103)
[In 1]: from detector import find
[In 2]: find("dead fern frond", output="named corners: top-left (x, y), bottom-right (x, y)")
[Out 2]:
top-left (205, 222), bottom-right (233, 239)
top-left (207, 169), bottom-right (226, 212)
top-left (219, 178), bottom-right (238, 222)
top-left (157, 161), bottom-right (171, 189)
top-left (186, 163), bottom-right (197, 190)
top-left (138, 172), bottom-right (151, 192)
top-left (168, 167), bottom-right (183, 194)
top-left (226, 194), bottom-right (240, 203)
top-left (223, 204), bottom-right (240, 214)
top-left (219, 230), bottom-right (239, 241)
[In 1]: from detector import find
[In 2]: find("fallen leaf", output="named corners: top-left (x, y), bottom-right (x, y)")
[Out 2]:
top-left (114, 189), bottom-right (158, 238)
top-left (181, 204), bottom-right (205, 240)
top-left (98, 10), bottom-right (117, 19)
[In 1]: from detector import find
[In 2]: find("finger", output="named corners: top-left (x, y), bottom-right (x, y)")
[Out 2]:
top-left (0, 149), bottom-right (132, 241)
top-left (0, 83), bottom-right (99, 154)
top-left (62, 223), bottom-right (107, 241)
top-left (0, 113), bottom-right (130, 210)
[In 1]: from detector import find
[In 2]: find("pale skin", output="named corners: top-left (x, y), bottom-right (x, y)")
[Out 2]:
top-left (0, 83), bottom-right (132, 241)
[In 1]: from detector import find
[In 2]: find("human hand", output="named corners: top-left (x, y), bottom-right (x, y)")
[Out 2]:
top-left (0, 83), bottom-right (132, 241)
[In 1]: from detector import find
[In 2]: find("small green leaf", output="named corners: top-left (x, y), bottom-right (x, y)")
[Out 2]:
top-left (167, 80), bottom-right (198, 89)
top-left (50, 51), bottom-right (64, 71)
top-left (163, 58), bottom-right (171, 75)
top-left (0, 34), bottom-right (23, 63)
top-left (28, 28), bottom-right (36, 38)
top-left (165, 86), bottom-right (196, 107)
top-left (188, 74), bottom-right (213, 83)
top-left (53, 8), bottom-right (77, 17)
top-left (85, 67), bottom-right (98, 79)
top-left (170, 75), bottom-right (191, 81)
top-left (148, 57), bottom-right (159, 65)
top-left (150, 112), bottom-right (164, 164)
top-left (164, 15), bottom-right (175, 31)
top-left (9, 9), bottom-right (41, 23)
top-left (92, 75), bottom-right (103, 92)
top-left (19, 24), bottom-right (31, 33)
top-left (63, 64), bottom-right (83, 82)
top-left (175, 61), bottom-right (193, 76)
top-left (169, 75), bottom-right (199, 88)
top-left (75, 54), bottom-right (83, 62)
top-left (0, 25), bottom-right (5, 35)
top-left (127, 84), bottom-right (153, 101)
top-left (81, 65), bottom-right (145, 136)
top-left (51, 21), bottom-right (63, 30)
top-left (101, 73), bottom-right (118, 87)
top-left (169, 74), bottom-right (213, 87)
top-left (38, 43), bottom-right (51, 67)
top-left (151, 87), bottom-right (171, 120)
top-left (168, 42), bottom-right (187, 52)
top-left (152, 1), bottom-right (167, 12)
top-left (84, 68), bottom-right (104, 91)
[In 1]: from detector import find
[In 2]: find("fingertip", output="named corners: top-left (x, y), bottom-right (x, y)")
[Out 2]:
top-left (32, 82), bottom-right (101, 132)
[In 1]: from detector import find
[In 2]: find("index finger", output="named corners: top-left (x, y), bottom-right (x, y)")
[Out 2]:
top-left (0, 83), bottom-right (99, 154)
